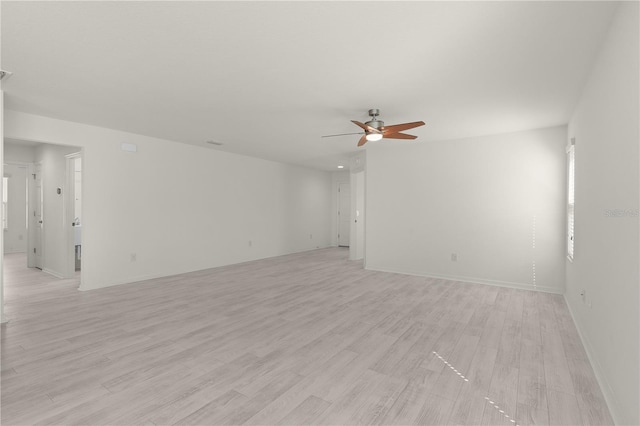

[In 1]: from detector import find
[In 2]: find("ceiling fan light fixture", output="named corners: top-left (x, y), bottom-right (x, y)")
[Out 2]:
top-left (323, 109), bottom-right (425, 148)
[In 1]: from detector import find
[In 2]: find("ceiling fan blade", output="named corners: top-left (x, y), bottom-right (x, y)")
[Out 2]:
top-left (383, 132), bottom-right (417, 140)
top-left (382, 121), bottom-right (425, 134)
top-left (321, 132), bottom-right (364, 138)
top-left (351, 120), bottom-right (381, 134)
top-left (357, 135), bottom-right (368, 147)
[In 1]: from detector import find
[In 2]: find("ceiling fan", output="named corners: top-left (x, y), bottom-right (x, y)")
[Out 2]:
top-left (322, 109), bottom-right (425, 147)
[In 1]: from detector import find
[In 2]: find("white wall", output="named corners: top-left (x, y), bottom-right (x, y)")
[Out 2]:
top-left (0, 91), bottom-right (5, 323)
top-left (366, 126), bottom-right (567, 293)
top-left (349, 152), bottom-right (366, 261)
top-left (3, 163), bottom-right (28, 253)
top-left (4, 142), bottom-right (37, 163)
top-left (566, 2), bottom-right (639, 424)
top-left (4, 111), bottom-right (332, 291)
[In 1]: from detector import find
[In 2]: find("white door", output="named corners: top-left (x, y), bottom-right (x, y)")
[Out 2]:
top-left (34, 165), bottom-right (43, 269)
top-left (338, 182), bottom-right (350, 247)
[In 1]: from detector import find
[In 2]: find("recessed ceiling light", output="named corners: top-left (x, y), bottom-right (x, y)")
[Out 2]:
top-left (206, 140), bottom-right (224, 146)
top-left (337, 165), bottom-right (344, 169)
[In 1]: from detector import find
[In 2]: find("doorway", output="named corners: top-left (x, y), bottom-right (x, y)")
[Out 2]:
top-left (3, 140), bottom-right (82, 278)
top-left (2, 140), bottom-right (84, 323)
top-left (65, 153), bottom-right (82, 276)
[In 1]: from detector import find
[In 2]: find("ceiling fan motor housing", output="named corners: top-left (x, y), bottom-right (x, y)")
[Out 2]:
top-left (366, 109), bottom-right (383, 130)
top-left (365, 119), bottom-right (384, 130)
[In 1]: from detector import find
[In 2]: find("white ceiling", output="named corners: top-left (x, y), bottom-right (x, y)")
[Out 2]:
top-left (1, 1), bottom-right (618, 171)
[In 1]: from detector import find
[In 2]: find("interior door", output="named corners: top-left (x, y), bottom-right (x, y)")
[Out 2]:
top-left (34, 165), bottom-right (43, 269)
top-left (338, 182), bottom-right (350, 247)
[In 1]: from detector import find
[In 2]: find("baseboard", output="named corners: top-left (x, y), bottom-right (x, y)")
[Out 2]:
top-left (564, 295), bottom-right (624, 425)
top-left (79, 271), bottom-right (181, 291)
top-left (42, 268), bottom-right (65, 279)
top-left (365, 265), bottom-right (563, 294)
top-left (79, 245), bottom-right (333, 292)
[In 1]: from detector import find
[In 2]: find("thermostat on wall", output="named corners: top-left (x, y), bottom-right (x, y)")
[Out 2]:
top-left (121, 143), bottom-right (137, 152)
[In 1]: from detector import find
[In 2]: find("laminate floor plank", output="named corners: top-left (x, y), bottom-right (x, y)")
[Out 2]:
top-left (215, 370), bottom-right (304, 425)
top-left (312, 368), bottom-right (407, 425)
top-left (482, 363), bottom-right (519, 426)
top-left (516, 401), bottom-right (550, 426)
top-left (495, 318), bottom-right (522, 368)
top-left (449, 387), bottom-right (488, 425)
top-left (173, 390), bottom-right (249, 426)
top-left (378, 379), bottom-right (434, 425)
top-left (0, 249), bottom-right (612, 425)
top-left (413, 392), bottom-right (456, 426)
top-left (241, 351), bottom-right (359, 424)
top-left (547, 389), bottom-right (583, 426)
top-left (518, 338), bottom-right (548, 413)
top-left (276, 395), bottom-right (331, 426)
top-left (541, 329), bottom-right (576, 395)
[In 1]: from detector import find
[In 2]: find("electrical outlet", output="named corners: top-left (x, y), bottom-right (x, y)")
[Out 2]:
top-left (248, 240), bottom-right (252, 247)
top-left (130, 253), bottom-right (137, 262)
top-left (309, 233), bottom-right (313, 239)
top-left (451, 253), bottom-right (457, 262)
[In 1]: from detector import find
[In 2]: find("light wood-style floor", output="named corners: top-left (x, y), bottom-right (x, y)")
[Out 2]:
top-left (1, 249), bottom-right (612, 425)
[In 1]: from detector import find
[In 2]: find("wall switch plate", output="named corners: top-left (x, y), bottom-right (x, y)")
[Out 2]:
top-left (451, 253), bottom-right (457, 262)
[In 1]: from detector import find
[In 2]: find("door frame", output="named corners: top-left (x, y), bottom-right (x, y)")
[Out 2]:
top-left (28, 162), bottom-right (44, 269)
top-left (64, 152), bottom-right (82, 279)
top-left (349, 170), bottom-right (365, 261)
